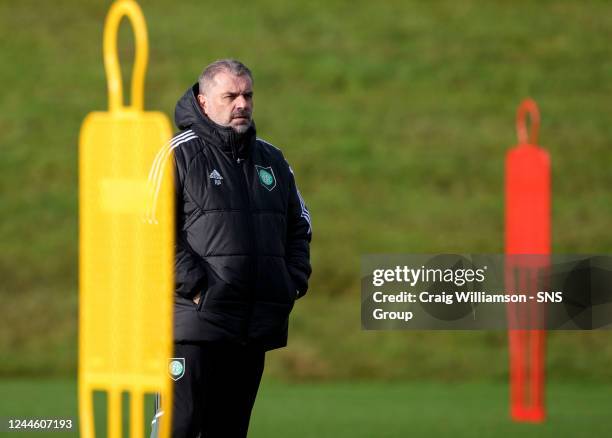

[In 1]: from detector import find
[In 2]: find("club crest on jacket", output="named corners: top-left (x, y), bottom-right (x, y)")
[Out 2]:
top-left (168, 358), bottom-right (185, 381)
top-left (255, 165), bottom-right (276, 191)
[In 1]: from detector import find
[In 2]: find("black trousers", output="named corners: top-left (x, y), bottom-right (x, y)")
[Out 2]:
top-left (165, 342), bottom-right (265, 438)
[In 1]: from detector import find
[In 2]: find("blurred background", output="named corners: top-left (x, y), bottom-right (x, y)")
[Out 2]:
top-left (1, 0), bottom-right (611, 436)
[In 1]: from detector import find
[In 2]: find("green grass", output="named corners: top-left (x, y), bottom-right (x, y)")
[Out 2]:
top-left (1, 378), bottom-right (611, 437)
top-left (1, 0), bottom-right (612, 379)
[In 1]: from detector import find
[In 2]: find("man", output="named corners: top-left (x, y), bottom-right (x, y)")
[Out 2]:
top-left (151, 59), bottom-right (312, 437)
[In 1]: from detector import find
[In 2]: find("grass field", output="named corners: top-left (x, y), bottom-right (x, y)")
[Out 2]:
top-left (1, 378), bottom-right (611, 437)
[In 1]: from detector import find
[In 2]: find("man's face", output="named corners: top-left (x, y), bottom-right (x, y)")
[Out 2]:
top-left (198, 71), bottom-right (253, 133)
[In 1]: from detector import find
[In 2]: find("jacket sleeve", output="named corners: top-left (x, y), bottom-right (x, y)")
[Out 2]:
top-left (285, 163), bottom-right (312, 299)
top-left (173, 150), bottom-right (207, 299)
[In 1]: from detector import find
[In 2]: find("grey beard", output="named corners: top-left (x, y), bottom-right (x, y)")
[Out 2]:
top-left (232, 121), bottom-right (251, 134)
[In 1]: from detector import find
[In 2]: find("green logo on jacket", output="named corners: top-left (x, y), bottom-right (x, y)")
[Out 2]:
top-left (168, 358), bottom-right (185, 381)
top-left (256, 165), bottom-right (276, 191)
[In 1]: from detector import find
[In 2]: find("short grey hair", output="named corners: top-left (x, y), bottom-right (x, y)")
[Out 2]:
top-left (198, 59), bottom-right (253, 96)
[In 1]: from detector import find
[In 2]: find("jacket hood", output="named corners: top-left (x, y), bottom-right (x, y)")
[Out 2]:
top-left (174, 83), bottom-right (256, 160)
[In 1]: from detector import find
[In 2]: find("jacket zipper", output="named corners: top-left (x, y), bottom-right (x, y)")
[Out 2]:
top-left (236, 156), bottom-right (257, 345)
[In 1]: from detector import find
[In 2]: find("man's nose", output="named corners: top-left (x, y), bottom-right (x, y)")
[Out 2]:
top-left (235, 95), bottom-right (250, 109)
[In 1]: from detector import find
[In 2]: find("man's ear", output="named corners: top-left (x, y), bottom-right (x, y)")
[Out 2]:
top-left (197, 93), bottom-right (207, 114)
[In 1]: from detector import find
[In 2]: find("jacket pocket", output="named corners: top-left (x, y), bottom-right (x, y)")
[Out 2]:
top-left (282, 260), bottom-right (298, 302)
top-left (183, 207), bottom-right (203, 230)
top-left (196, 289), bottom-right (209, 311)
top-left (175, 294), bottom-right (198, 309)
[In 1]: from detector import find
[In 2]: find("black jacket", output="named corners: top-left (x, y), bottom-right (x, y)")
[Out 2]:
top-left (170, 84), bottom-right (312, 350)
